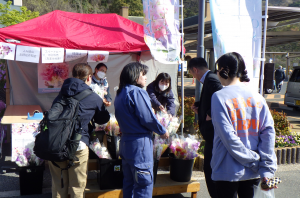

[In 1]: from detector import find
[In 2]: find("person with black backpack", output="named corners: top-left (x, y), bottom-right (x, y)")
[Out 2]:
top-left (275, 65), bottom-right (285, 93)
top-left (36, 63), bottom-right (110, 198)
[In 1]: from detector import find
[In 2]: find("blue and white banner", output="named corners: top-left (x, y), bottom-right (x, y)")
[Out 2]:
top-left (210, 0), bottom-right (262, 90)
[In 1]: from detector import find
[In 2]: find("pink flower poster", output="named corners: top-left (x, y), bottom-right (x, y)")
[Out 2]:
top-left (11, 123), bottom-right (39, 162)
top-left (87, 51), bottom-right (109, 62)
top-left (38, 62), bottom-right (69, 93)
top-left (0, 42), bottom-right (16, 60)
top-left (143, 0), bottom-right (181, 64)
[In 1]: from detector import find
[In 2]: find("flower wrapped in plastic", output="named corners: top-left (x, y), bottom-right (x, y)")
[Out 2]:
top-left (169, 135), bottom-right (200, 160)
top-left (167, 115), bottom-right (182, 136)
top-left (90, 84), bottom-right (108, 99)
top-left (89, 138), bottom-right (112, 159)
top-left (156, 111), bottom-right (171, 128)
top-left (15, 142), bottom-right (44, 167)
top-left (94, 123), bottom-right (108, 132)
top-left (153, 134), bottom-right (169, 160)
top-left (107, 114), bottom-right (120, 136)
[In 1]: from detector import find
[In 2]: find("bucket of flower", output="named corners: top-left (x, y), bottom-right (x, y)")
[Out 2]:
top-left (89, 138), bottom-right (123, 190)
top-left (105, 114), bottom-right (121, 160)
top-left (15, 142), bottom-right (44, 195)
top-left (169, 135), bottom-right (200, 182)
top-left (153, 134), bottom-right (169, 184)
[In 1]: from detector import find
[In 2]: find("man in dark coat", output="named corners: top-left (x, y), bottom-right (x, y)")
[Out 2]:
top-left (188, 57), bottom-right (222, 198)
top-left (275, 65), bottom-right (285, 93)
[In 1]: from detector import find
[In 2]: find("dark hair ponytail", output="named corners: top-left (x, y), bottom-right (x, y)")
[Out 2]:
top-left (215, 52), bottom-right (250, 82)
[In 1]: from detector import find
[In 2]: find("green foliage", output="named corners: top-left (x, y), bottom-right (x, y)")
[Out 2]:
top-left (178, 96), bottom-right (196, 128)
top-left (270, 109), bottom-right (291, 136)
top-left (0, 1), bottom-right (39, 27)
top-left (109, 0), bottom-right (143, 16)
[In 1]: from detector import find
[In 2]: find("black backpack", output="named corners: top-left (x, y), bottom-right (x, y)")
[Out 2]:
top-left (34, 89), bottom-right (92, 188)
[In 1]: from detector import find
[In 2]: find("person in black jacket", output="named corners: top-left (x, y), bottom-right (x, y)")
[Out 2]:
top-left (188, 57), bottom-right (222, 198)
top-left (275, 65), bottom-right (285, 93)
top-left (146, 73), bottom-right (176, 116)
top-left (49, 63), bottom-right (110, 198)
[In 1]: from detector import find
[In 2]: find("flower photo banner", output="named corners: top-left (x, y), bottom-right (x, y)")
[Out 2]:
top-left (210, 0), bottom-right (262, 90)
top-left (87, 51), bottom-right (109, 62)
top-left (65, 49), bottom-right (88, 62)
top-left (38, 62), bottom-right (69, 93)
top-left (0, 42), bottom-right (16, 60)
top-left (143, 0), bottom-right (181, 64)
top-left (42, 47), bottom-right (65, 63)
top-left (15, 45), bottom-right (40, 63)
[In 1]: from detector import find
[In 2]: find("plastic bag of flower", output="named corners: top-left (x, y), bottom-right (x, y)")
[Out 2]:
top-left (89, 138), bottom-right (112, 159)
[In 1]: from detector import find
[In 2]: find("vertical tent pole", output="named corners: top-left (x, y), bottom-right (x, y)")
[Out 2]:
top-left (180, 0), bottom-right (184, 135)
top-left (259, 0), bottom-right (269, 95)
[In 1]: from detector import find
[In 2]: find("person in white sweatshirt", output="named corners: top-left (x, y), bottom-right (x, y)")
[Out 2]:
top-left (211, 52), bottom-right (277, 198)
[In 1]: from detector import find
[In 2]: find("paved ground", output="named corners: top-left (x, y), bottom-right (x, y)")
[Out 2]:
top-left (0, 78), bottom-right (299, 197)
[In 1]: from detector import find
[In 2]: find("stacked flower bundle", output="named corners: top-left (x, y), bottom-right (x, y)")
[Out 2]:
top-left (153, 134), bottom-right (169, 160)
top-left (169, 135), bottom-right (200, 160)
top-left (89, 138), bottom-right (112, 159)
top-left (15, 142), bottom-right (44, 167)
top-left (90, 84), bottom-right (107, 99)
top-left (156, 111), bottom-right (182, 136)
top-left (105, 114), bottom-right (120, 136)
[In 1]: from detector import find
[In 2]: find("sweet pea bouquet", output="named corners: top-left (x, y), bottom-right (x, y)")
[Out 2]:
top-left (156, 111), bottom-right (182, 136)
top-left (153, 134), bottom-right (169, 160)
top-left (156, 111), bottom-right (171, 128)
top-left (90, 84), bottom-right (107, 99)
top-left (89, 138), bottom-right (112, 159)
top-left (94, 123), bottom-right (108, 132)
top-left (105, 114), bottom-right (120, 136)
top-left (15, 142), bottom-right (44, 167)
top-left (169, 135), bottom-right (200, 160)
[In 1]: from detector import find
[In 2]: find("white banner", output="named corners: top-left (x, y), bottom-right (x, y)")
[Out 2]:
top-left (143, 0), bottom-right (181, 64)
top-left (0, 42), bottom-right (16, 60)
top-left (42, 47), bottom-right (64, 63)
top-left (87, 51), bottom-right (109, 62)
top-left (210, 0), bottom-right (262, 90)
top-left (65, 49), bottom-right (87, 62)
top-left (15, 45), bottom-right (40, 63)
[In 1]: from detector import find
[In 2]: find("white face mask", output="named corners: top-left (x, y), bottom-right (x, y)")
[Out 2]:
top-left (97, 71), bottom-right (106, 79)
top-left (159, 84), bottom-right (169, 91)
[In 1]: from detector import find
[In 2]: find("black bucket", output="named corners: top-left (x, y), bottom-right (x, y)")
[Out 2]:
top-left (169, 153), bottom-right (194, 182)
top-left (106, 135), bottom-right (120, 159)
top-left (18, 163), bottom-right (45, 195)
top-left (153, 159), bottom-right (159, 184)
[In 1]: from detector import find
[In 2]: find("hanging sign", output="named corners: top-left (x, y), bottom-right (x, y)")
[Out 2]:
top-left (15, 45), bottom-right (40, 63)
top-left (42, 47), bottom-right (64, 63)
top-left (0, 42), bottom-right (16, 60)
top-left (38, 62), bottom-right (69, 93)
top-left (210, 0), bottom-right (262, 90)
top-left (65, 49), bottom-right (88, 62)
top-left (87, 51), bottom-right (109, 62)
top-left (143, 0), bottom-right (181, 64)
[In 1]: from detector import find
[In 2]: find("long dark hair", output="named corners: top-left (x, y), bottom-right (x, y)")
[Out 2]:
top-left (215, 52), bottom-right (250, 82)
top-left (154, 73), bottom-right (171, 93)
top-left (117, 62), bottom-right (148, 95)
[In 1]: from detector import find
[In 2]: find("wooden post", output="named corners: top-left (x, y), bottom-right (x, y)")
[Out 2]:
top-left (281, 149), bottom-right (286, 164)
top-left (191, 192), bottom-right (197, 198)
top-left (276, 149), bottom-right (281, 165)
top-left (286, 148), bottom-right (291, 164)
top-left (291, 147), bottom-right (296, 164)
top-left (296, 147), bottom-right (300, 163)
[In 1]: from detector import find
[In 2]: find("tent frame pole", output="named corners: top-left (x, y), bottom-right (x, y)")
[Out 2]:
top-left (180, 0), bottom-right (184, 135)
top-left (259, 0), bottom-right (269, 95)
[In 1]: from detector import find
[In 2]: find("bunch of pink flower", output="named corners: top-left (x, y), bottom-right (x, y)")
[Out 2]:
top-left (0, 45), bottom-right (12, 55)
top-left (107, 114), bottom-right (120, 136)
top-left (156, 111), bottom-right (171, 128)
top-left (153, 134), bottom-right (169, 160)
top-left (169, 135), bottom-right (200, 160)
top-left (15, 142), bottom-right (43, 167)
top-left (89, 138), bottom-right (111, 159)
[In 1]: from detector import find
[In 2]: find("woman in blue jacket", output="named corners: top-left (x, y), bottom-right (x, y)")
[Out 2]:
top-left (114, 62), bottom-right (169, 198)
top-left (146, 73), bottom-right (176, 116)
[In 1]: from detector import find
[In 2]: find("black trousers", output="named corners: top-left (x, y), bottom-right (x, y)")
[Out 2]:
top-left (215, 179), bottom-right (260, 198)
top-left (204, 142), bottom-right (218, 198)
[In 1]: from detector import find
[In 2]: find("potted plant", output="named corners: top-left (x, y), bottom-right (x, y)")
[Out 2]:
top-left (178, 96), bottom-right (198, 134)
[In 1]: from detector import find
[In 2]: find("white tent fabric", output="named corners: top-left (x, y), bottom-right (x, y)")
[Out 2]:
top-left (8, 52), bottom-right (179, 114)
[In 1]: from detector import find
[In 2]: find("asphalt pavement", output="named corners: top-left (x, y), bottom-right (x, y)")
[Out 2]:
top-left (0, 79), bottom-right (299, 197)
